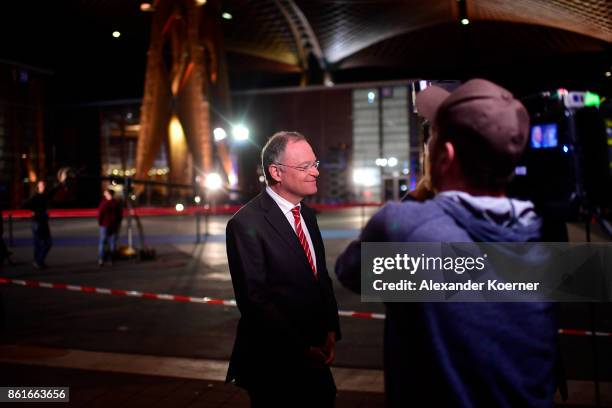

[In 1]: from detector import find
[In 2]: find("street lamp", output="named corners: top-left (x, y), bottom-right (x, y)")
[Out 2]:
top-left (232, 124), bottom-right (249, 141)
top-left (213, 127), bottom-right (227, 141)
top-left (204, 172), bottom-right (223, 191)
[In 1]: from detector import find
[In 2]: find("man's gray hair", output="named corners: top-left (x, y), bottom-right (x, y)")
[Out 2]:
top-left (261, 131), bottom-right (306, 185)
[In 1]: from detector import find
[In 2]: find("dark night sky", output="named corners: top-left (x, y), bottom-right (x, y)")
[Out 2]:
top-left (0, 1), bottom-right (610, 102)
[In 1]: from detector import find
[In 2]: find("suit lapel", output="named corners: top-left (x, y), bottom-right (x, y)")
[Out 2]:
top-left (260, 192), bottom-right (313, 272)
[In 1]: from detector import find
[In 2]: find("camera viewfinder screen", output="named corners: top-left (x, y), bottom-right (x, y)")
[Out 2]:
top-left (530, 123), bottom-right (558, 148)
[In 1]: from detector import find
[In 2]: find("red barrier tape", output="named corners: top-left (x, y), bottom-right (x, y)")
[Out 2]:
top-left (1, 277), bottom-right (611, 337)
top-left (2, 203), bottom-right (382, 219)
top-left (558, 328), bottom-right (612, 338)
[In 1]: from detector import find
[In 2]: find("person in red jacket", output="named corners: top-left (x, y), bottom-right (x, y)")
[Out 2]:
top-left (97, 189), bottom-right (123, 266)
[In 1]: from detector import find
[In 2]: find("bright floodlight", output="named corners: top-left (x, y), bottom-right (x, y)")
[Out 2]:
top-left (353, 168), bottom-right (379, 187)
top-left (213, 127), bottom-right (227, 141)
top-left (112, 31), bottom-right (121, 38)
top-left (175, 203), bottom-right (185, 212)
top-left (388, 157), bottom-right (398, 167)
top-left (222, 12), bottom-right (232, 20)
top-left (194, 195), bottom-right (202, 204)
top-left (232, 124), bottom-right (249, 141)
top-left (140, 3), bottom-right (152, 11)
top-left (461, 18), bottom-right (470, 25)
top-left (205, 172), bottom-right (223, 191)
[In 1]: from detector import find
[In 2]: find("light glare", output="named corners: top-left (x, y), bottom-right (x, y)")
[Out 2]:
top-left (213, 127), bottom-right (227, 141)
top-left (375, 158), bottom-right (388, 167)
top-left (205, 173), bottom-right (223, 191)
top-left (232, 124), bottom-right (249, 141)
top-left (353, 168), bottom-right (379, 187)
top-left (228, 171), bottom-right (238, 186)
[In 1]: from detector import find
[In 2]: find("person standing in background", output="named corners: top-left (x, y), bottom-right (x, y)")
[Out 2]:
top-left (23, 172), bottom-right (67, 269)
top-left (97, 189), bottom-right (123, 266)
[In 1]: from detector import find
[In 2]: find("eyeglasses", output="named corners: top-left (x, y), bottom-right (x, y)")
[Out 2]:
top-left (274, 160), bottom-right (320, 172)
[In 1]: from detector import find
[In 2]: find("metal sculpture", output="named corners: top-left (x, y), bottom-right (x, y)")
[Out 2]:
top-left (135, 0), bottom-right (234, 190)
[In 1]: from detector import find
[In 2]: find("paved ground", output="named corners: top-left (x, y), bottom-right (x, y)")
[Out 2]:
top-left (1, 209), bottom-right (385, 369)
top-left (0, 345), bottom-right (387, 408)
top-left (1, 348), bottom-right (610, 407)
top-left (1, 208), bottom-right (611, 406)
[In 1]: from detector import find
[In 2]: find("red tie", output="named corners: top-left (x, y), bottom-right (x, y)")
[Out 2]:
top-left (291, 206), bottom-right (317, 279)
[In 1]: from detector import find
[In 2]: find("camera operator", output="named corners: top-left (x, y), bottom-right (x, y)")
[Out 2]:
top-left (336, 79), bottom-right (558, 408)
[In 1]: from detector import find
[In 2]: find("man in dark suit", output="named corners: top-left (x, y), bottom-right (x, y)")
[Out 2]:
top-left (225, 131), bottom-right (341, 408)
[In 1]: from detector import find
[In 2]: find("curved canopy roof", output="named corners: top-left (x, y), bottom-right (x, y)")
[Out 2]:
top-left (0, 0), bottom-right (609, 97)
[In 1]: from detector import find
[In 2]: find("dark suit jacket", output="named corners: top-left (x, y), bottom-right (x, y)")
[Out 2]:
top-left (225, 191), bottom-right (341, 387)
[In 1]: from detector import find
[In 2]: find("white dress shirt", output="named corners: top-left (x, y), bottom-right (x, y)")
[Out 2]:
top-left (266, 186), bottom-right (317, 270)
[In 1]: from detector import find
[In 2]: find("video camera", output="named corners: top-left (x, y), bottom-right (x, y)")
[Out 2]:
top-left (509, 89), bottom-right (612, 221)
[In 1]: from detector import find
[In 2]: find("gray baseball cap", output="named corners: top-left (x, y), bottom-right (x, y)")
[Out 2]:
top-left (416, 79), bottom-right (530, 186)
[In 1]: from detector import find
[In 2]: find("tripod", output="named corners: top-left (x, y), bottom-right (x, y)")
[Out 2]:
top-left (583, 208), bottom-right (612, 408)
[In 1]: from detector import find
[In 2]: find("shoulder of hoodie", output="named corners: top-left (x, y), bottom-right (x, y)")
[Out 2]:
top-left (370, 199), bottom-right (449, 238)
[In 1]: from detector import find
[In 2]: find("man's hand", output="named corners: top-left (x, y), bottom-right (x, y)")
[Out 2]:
top-left (305, 332), bottom-right (336, 368)
top-left (305, 346), bottom-right (327, 369)
top-left (323, 332), bottom-right (336, 365)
